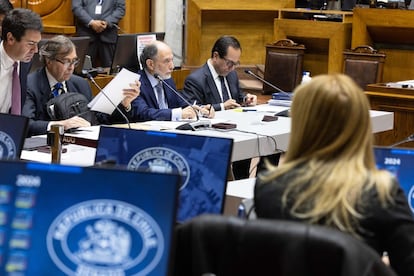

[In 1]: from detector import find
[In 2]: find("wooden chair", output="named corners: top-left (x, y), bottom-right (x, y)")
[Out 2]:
top-left (263, 39), bottom-right (305, 94)
top-left (343, 45), bottom-right (386, 90)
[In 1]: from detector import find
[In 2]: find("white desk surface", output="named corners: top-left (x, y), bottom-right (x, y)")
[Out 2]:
top-left (21, 104), bottom-right (393, 167)
top-left (226, 177), bottom-right (255, 199)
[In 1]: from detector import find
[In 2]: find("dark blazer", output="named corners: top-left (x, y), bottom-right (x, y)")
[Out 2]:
top-left (254, 169), bottom-right (414, 276)
top-left (131, 70), bottom-right (189, 121)
top-left (183, 63), bottom-right (245, 111)
top-left (72, 0), bottom-right (125, 44)
top-left (22, 68), bottom-right (92, 136)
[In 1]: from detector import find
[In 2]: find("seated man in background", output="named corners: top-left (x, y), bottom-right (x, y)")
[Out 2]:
top-left (23, 35), bottom-right (139, 136)
top-left (183, 35), bottom-right (257, 111)
top-left (131, 40), bottom-right (212, 122)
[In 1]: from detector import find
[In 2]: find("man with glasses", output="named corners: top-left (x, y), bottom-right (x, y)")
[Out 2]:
top-left (183, 35), bottom-right (257, 180)
top-left (0, 8), bottom-right (42, 115)
top-left (183, 35), bottom-right (257, 111)
top-left (23, 35), bottom-right (140, 136)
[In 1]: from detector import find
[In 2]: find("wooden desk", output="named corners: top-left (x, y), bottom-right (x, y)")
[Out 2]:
top-left (274, 9), bottom-right (353, 75)
top-left (352, 8), bottom-right (414, 82)
top-left (366, 83), bottom-right (414, 147)
top-left (185, 0), bottom-right (293, 67)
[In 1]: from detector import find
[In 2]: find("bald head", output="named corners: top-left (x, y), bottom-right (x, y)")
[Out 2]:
top-left (140, 40), bottom-right (174, 79)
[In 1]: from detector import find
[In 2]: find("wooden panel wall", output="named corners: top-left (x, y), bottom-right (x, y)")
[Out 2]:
top-left (10, 0), bottom-right (150, 35)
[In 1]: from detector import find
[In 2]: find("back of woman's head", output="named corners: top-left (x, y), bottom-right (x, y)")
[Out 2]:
top-left (286, 74), bottom-right (374, 165)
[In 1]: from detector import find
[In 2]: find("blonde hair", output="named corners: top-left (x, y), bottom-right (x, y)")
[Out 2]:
top-left (261, 74), bottom-right (394, 236)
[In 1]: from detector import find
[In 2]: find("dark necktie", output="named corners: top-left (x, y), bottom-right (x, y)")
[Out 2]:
top-left (155, 82), bottom-right (167, 109)
top-left (11, 62), bottom-right (21, 115)
top-left (219, 76), bottom-right (230, 102)
top-left (52, 82), bottom-right (64, 97)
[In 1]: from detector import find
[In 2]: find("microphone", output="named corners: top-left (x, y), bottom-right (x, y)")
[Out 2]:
top-left (390, 134), bottom-right (414, 147)
top-left (86, 73), bottom-right (131, 129)
top-left (244, 69), bottom-right (292, 99)
top-left (154, 74), bottom-right (212, 130)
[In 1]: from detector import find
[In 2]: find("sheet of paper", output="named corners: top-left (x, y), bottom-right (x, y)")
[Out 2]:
top-left (88, 68), bottom-right (140, 114)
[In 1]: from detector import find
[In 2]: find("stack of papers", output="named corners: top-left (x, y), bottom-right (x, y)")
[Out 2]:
top-left (268, 99), bottom-right (292, 107)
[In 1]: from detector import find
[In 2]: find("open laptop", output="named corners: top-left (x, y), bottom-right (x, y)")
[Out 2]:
top-left (374, 146), bottom-right (414, 214)
top-left (95, 126), bottom-right (233, 223)
top-left (110, 32), bottom-right (166, 74)
top-left (0, 159), bottom-right (179, 275)
top-left (30, 36), bottom-right (90, 76)
top-left (0, 113), bottom-right (29, 160)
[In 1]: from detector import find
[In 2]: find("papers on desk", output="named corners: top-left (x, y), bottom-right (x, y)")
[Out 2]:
top-left (88, 68), bottom-right (141, 114)
top-left (385, 80), bottom-right (414, 89)
top-left (267, 99), bottom-right (292, 107)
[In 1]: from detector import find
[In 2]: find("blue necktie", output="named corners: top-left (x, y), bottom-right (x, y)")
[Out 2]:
top-left (52, 82), bottom-right (63, 97)
top-left (155, 83), bottom-right (167, 109)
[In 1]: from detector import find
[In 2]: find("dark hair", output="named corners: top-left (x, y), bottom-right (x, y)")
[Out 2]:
top-left (0, 0), bottom-right (13, 15)
top-left (2, 8), bottom-right (43, 41)
top-left (139, 43), bottom-right (159, 70)
top-left (39, 35), bottom-right (75, 65)
top-left (211, 35), bottom-right (241, 58)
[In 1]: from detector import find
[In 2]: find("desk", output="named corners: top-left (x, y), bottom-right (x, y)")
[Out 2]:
top-left (21, 104), bottom-right (394, 166)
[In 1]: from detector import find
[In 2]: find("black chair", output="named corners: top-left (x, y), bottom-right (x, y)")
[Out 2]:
top-left (343, 45), bottom-right (386, 90)
top-left (173, 214), bottom-right (396, 276)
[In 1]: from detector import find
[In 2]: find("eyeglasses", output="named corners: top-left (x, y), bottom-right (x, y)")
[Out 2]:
top-left (55, 58), bottom-right (80, 68)
top-left (221, 56), bottom-right (240, 68)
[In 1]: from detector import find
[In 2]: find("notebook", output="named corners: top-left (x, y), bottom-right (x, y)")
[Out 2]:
top-left (95, 126), bottom-right (234, 223)
top-left (0, 113), bottom-right (29, 160)
top-left (374, 146), bottom-right (414, 214)
top-left (0, 160), bottom-right (180, 275)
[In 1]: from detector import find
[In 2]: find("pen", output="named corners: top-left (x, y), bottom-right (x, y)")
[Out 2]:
top-left (242, 109), bottom-right (257, 112)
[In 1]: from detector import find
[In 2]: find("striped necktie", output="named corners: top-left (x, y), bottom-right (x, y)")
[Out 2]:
top-left (11, 62), bottom-right (21, 115)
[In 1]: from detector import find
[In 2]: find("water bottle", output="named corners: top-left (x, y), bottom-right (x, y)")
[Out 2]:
top-left (301, 71), bottom-right (312, 85)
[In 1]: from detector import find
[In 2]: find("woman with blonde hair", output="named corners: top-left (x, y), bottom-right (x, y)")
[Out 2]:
top-left (254, 74), bottom-right (414, 275)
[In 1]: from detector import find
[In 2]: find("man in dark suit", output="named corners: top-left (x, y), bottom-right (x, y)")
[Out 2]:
top-left (183, 35), bottom-right (257, 111)
top-left (72, 0), bottom-right (125, 68)
top-left (131, 41), bottom-right (212, 122)
top-left (23, 35), bottom-right (139, 136)
top-left (183, 36), bottom-right (257, 179)
top-left (0, 8), bottom-right (42, 115)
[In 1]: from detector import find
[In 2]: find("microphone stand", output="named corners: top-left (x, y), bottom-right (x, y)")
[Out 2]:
top-left (244, 69), bottom-right (291, 97)
top-left (390, 134), bottom-right (414, 147)
top-left (87, 73), bottom-right (131, 129)
top-left (154, 74), bottom-right (211, 130)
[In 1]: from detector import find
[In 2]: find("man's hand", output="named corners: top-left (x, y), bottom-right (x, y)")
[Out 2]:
top-left (90, 20), bottom-right (106, 33)
top-left (121, 79), bottom-right (141, 111)
top-left (181, 106), bottom-right (197, 119)
top-left (243, 93), bottom-right (257, 106)
top-left (223, 99), bottom-right (241, 110)
top-left (53, 116), bottom-right (91, 131)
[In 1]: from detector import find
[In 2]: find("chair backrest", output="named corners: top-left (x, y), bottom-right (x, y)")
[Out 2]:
top-left (173, 215), bottom-right (396, 276)
top-left (343, 45), bottom-right (386, 90)
top-left (263, 39), bottom-right (305, 94)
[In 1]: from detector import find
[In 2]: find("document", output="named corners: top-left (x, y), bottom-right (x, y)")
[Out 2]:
top-left (88, 68), bottom-right (140, 114)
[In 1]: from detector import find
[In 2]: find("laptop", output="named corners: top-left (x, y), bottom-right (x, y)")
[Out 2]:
top-left (110, 32), bottom-right (166, 74)
top-left (374, 146), bottom-right (414, 214)
top-left (0, 159), bottom-right (179, 275)
top-left (95, 126), bottom-right (234, 223)
top-left (0, 113), bottom-right (29, 160)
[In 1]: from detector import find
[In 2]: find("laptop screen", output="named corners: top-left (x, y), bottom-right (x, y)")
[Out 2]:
top-left (0, 160), bottom-right (179, 275)
top-left (0, 113), bottom-right (28, 160)
top-left (95, 126), bottom-right (233, 223)
top-left (374, 146), bottom-right (414, 214)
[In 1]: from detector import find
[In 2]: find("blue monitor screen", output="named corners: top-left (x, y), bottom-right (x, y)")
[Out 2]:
top-left (0, 160), bottom-right (179, 275)
top-left (95, 126), bottom-right (233, 223)
top-left (0, 114), bottom-right (28, 160)
top-left (374, 147), bottom-right (414, 214)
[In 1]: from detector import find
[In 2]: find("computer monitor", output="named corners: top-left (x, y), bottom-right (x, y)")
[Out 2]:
top-left (95, 126), bottom-right (233, 223)
top-left (374, 146), bottom-right (414, 214)
top-left (110, 32), bottom-right (166, 74)
top-left (0, 113), bottom-right (28, 160)
top-left (30, 36), bottom-right (90, 76)
top-left (0, 159), bottom-right (179, 275)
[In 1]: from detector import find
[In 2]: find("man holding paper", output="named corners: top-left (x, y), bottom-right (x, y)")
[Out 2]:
top-left (131, 40), bottom-right (213, 121)
top-left (22, 35), bottom-right (140, 136)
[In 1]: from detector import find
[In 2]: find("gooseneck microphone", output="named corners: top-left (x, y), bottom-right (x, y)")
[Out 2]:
top-left (390, 134), bottom-right (414, 147)
top-left (154, 73), bottom-right (211, 130)
top-left (86, 73), bottom-right (131, 129)
top-left (244, 69), bottom-right (291, 97)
